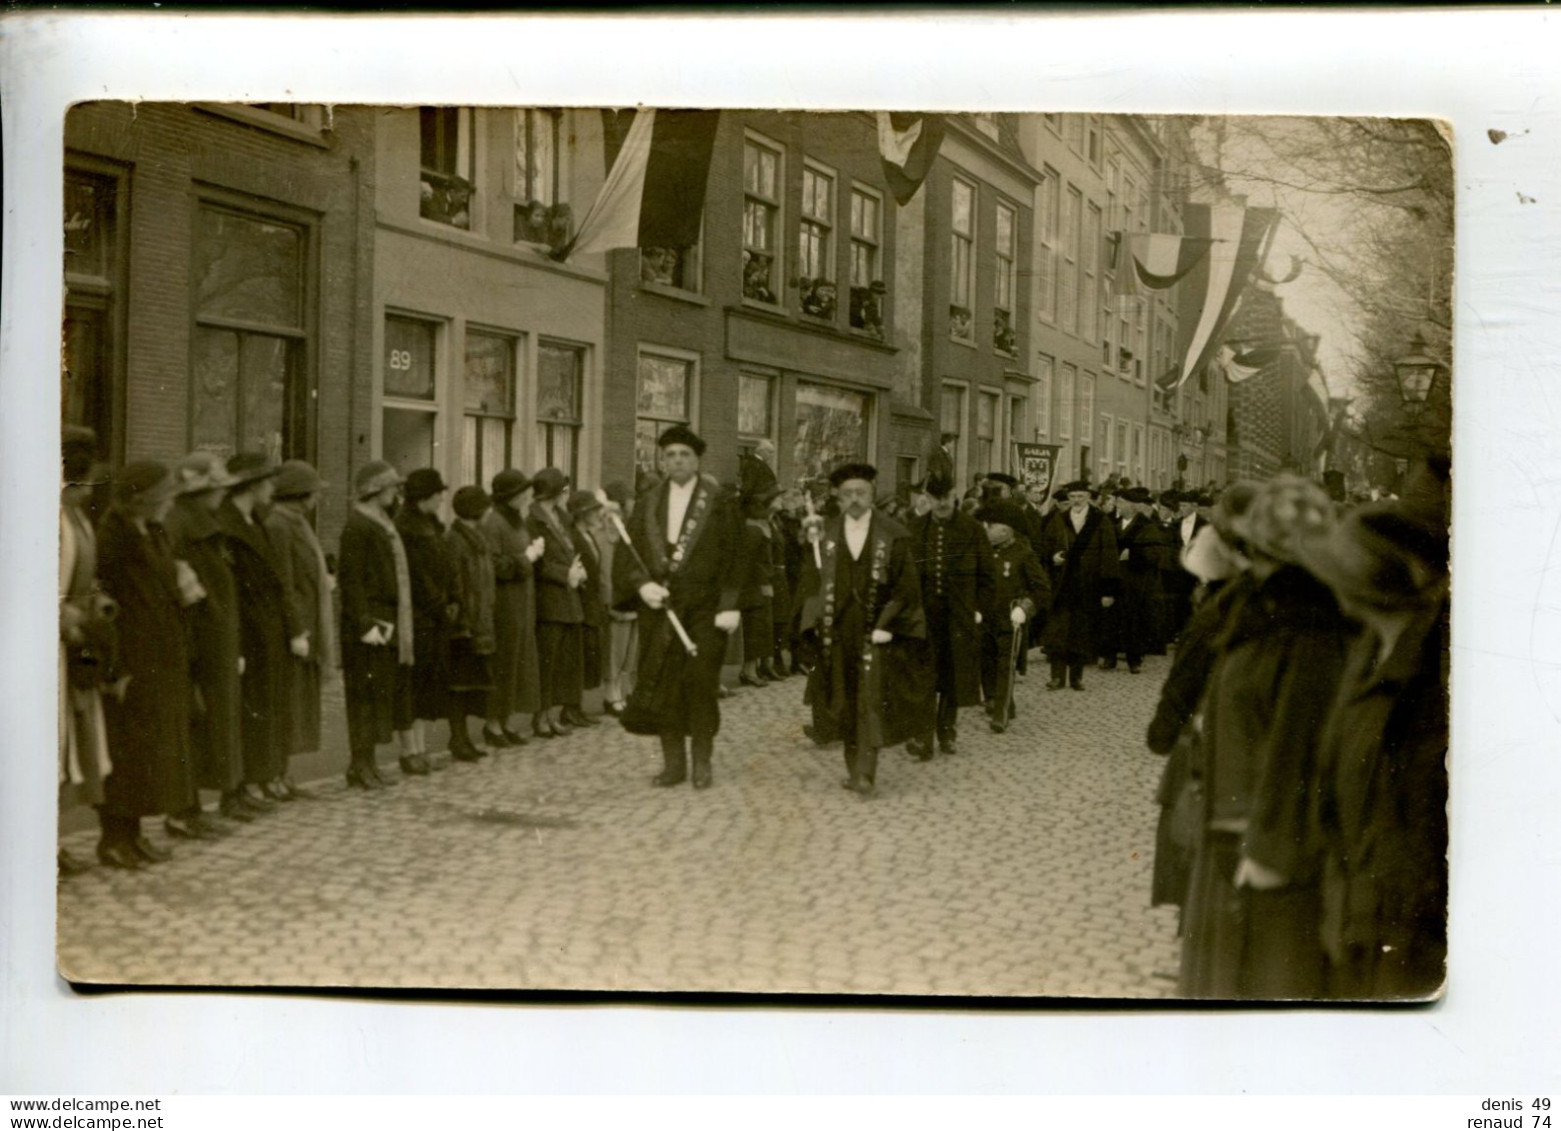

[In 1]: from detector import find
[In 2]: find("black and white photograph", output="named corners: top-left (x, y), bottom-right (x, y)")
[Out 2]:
top-left (50, 99), bottom-right (1451, 1001)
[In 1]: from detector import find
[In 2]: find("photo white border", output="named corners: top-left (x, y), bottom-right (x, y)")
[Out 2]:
top-left (3, 8), bottom-right (1559, 1097)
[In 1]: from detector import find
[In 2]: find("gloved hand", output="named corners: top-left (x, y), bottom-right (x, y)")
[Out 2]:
top-left (1234, 856), bottom-right (1287, 891)
top-left (714, 610), bottom-right (741, 634)
top-left (974, 611), bottom-right (983, 625)
top-left (360, 625), bottom-right (385, 646)
top-left (290, 633), bottom-right (311, 659)
top-left (525, 537), bottom-right (546, 563)
top-left (870, 629), bottom-right (892, 645)
top-left (568, 559), bottom-right (588, 589)
top-left (1101, 596), bottom-right (1115, 608)
top-left (638, 581), bottom-right (670, 609)
top-left (1009, 606), bottom-right (1027, 627)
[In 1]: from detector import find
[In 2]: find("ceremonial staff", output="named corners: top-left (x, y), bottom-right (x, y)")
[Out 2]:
top-left (596, 488), bottom-right (698, 657)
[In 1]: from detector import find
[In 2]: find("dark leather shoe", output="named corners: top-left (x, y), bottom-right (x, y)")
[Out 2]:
top-left (165, 816), bottom-right (221, 841)
top-left (500, 726), bottom-right (529, 746)
top-left (1098, 659), bottom-right (1117, 671)
top-left (739, 672), bottom-right (766, 688)
top-left (194, 812), bottom-right (236, 838)
top-left (481, 728), bottom-right (511, 748)
top-left (345, 766), bottom-right (383, 790)
top-left (561, 707), bottom-right (597, 728)
top-left (400, 754), bottom-right (431, 776)
top-left (450, 740), bottom-right (485, 763)
top-left (1128, 663), bottom-right (1142, 674)
top-left (1045, 678), bottom-right (1066, 691)
top-left (904, 738), bottom-right (934, 763)
top-left (96, 841), bottom-right (143, 870)
top-left (1070, 680), bottom-right (1085, 692)
top-left (691, 763), bottom-right (713, 790)
top-left (652, 768), bottom-right (688, 788)
top-left (989, 718), bottom-right (1008, 734)
top-left (241, 786), bottom-right (278, 812)
top-left (532, 715), bottom-right (561, 739)
top-left (261, 780), bottom-right (292, 803)
top-left (219, 795), bottom-right (260, 821)
top-left (132, 836), bottom-right (172, 864)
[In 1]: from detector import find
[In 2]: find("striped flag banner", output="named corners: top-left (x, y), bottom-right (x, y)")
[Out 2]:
top-left (1171, 202), bottom-right (1279, 389)
top-left (1112, 233), bottom-right (1217, 296)
top-left (878, 112), bottom-right (946, 206)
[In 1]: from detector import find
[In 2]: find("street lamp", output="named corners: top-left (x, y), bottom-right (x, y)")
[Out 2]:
top-left (1394, 334), bottom-right (1446, 417)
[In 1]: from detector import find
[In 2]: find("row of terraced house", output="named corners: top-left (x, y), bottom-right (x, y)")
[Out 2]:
top-left (64, 103), bottom-right (1317, 543)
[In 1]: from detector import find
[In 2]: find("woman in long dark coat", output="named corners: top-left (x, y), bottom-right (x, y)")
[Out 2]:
top-left (447, 487), bottom-right (498, 760)
top-left (529, 467), bottom-right (587, 737)
top-left (95, 462), bottom-right (194, 869)
top-left (1179, 476), bottom-right (1351, 1001)
top-left (162, 452), bottom-right (245, 836)
top-left (481, 469), bottom-right (543, 746)
top-left (1039, 481), bottom-right (1121, 691)
top-left (264, 460), bottom-right (335, 785)
top-left (394, 468), bottom-right (453, 776)
top-left (217, 453), bottom-right (294, 812)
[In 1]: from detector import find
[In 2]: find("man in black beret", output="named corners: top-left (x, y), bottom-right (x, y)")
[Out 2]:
top-left (799, 462), bottom-right (931, 798)
top-left (612, 425), bottom-right (746, 790)
top-left (904, 447), bottom-right (993, 760)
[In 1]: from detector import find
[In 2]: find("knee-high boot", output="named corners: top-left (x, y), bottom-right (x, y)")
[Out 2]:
top-left (653, 733), bottom-right (688, 787)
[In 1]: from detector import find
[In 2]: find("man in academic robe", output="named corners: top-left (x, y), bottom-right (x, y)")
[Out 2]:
top-left (1039, 480), bottom-right (1121, 691)
top-left (1104, 486), bottom-right (1172, 672)
top-left (612, 425), bottom-right (746, 791)
top-left (800, 462), bottom-right (930, 799)
top-left (904, 451), bottom-right (993, 759)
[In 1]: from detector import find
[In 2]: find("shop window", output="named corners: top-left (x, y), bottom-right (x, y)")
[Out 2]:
top-left (738, 372), bottom-right (775, 447)
top-left (742, 136), bottom-right (782, 304)
top-left (799, 164), bottom-right (837, 320)
top-left (536, 342), bottom-right (584, 480)
top-left (420, 107), bottom-right (475, 230)
top-left (463, 330), bottom-right (517, 488)
top-left (794, 381), bottom-right (870, 481)
top-left (63, 167), bottom-right (120, 458)
top-left (192, 204), bottom-right (309, 461)
top-left (848, 186), bottom-right (885, 338)
top-left (636, 350), bottom-right (695, 475)
top-left (950, 178), bottom-right (976, 341)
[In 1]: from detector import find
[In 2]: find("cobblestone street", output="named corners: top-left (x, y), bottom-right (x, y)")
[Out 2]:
top-left (56, 657), bottom-right (1181, 998)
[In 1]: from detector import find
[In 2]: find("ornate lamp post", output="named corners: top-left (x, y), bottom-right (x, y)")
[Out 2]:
top-left (1394, 334), bottom-right (1446, 419)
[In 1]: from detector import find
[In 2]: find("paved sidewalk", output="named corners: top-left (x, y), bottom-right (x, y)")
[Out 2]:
top-left (56, 659), bottom-right (1181, 998)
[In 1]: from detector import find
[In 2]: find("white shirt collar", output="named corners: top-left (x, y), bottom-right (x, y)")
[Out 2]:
top-left (844, 510), bottom-right (872, 559)
top-left (666, 476), bottom-right (698, 543)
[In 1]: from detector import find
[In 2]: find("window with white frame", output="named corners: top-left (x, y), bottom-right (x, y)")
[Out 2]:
top-left (941, 382), bottom-right (967, 475)
top-left (950, 178), bottom-right (976, 341)
top-left (382, 314), bottom-right (440, 476)
top-left (799, 164), bottom-right (837, 320)
top-left (976, 389), bottom-right (999, 472)
top-left (994, 201), bottom-right (1017, 354)
top-left (849, 186), bottom-right (885, 337)
top-left (742, 135), bottom-right (783, 305)
top-left (794, 382), bottom-right (871, 481)
top-left (1116, 419), bottom-right (1129, 478)
top-left (1079, 371), bottom-right (1095, 456)
top-left (1060, 186), bottom-right (1081, 335)
top-left (1086, 115), bottom-right (1102, 167)
top-left (1037, 171), bottom-right (1059, 323)
top-left (1132, 421), bottom-right (1145, 482)
top-left (738, 372), bottom-right (775, 448)
top-left (1100, 412), bottom-right (1115, 481)
top-left (1082, 202), bottom-right (1101, 343)
top-left (636, 349), bottom-right (695, 475)
top-left (420, 107), bottom-right (475, 230)
top-left (463, 329), bottom-right (518, 489)
top-left (1035, 354), bottom-right (1053, 437)
top-left (536, 341), bottom-right (584, 480)
top-left (1059, 363), bottom-right (1076, 442)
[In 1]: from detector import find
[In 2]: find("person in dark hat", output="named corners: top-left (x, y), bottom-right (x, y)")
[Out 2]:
top-left (735, 452), bottom-right (782, 688)
top-left (566, 487), bottom-right (609, 718)
top-left (393, 468), bottom-right (453, 773)
top-left (799, 462), bottom-right (930, 798)
top-left (337, 459), bottom-right (414, 789)
top-left (975, 498), bottom-right (1051, 733)
top-left (161, 452), bottom-right (245, 838)
top-left (984, 471), bottom-right (1020, 501)
top-left (264, 459), bottom-right (334, 790)
top-left (1100, 486), bottom-right (1172, 674)
top-left (529, 467), bottom-right (588, 736)
top-left (1038, 479), bottom-right (1121, 691)
top-left (58, 427), bottom-right (114, 873)
top-left (216, 453), bottom-right (295, 814)
top-left (480, 468), bottom-right (544, 749)
top-left (446, 486), bottom-right (498, 762)
top-left (599, 480), bottom-right (639, 714)
top-left (904, 445), bottom-right (993, 760)
top-left (1300, 495), bottom-right (1449, 1000)
top-left (94, 462), bottom-right (193, 868)
top-left (612, 424), bottom-right (747, 790)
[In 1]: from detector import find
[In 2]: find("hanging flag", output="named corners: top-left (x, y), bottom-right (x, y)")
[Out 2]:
top-left (563, 108), bottom-right (720, 259)
top-left (878, 112), bottom-right (947, 206)
top-left (1112, 233), bottom-right (1217, 296)
top-left (1172, 202), bottom-right (1279, 389)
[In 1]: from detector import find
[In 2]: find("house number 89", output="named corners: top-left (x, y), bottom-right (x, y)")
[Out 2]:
top-left (388, 349), bottom-right (413, 371)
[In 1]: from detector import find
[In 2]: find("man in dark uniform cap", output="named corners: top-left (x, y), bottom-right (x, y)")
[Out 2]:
top-left (612, 424), bottom-right (746, 790)
top-left (975, 498), bottom-right (1051, 731)
top-left (904, 447), bottom-right (993, 759)
top-left (800, 462), bottom-right (930, 798)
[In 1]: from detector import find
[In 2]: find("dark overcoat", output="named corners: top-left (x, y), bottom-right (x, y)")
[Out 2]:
top-left (800, 511), bottom-right (932, 750)
top-left (1180, 565), bottom-right (1351, 1000)
top-left (530, 502), bottom-right (584, 626)
top-left (907, 508), bottom-right (994, 708)
top-left (165, 498), bottom-right (243, 793)
top-left (396, 507), bottom-right (455, 720)
top-left (571, 522), bottom-right (607, 692)
top-left (481, 504), bottom-right (541, 718)
top-left (218, 498), bottom-right (293, 782)
top-left (97, 510), bottom-right (194, 817)
top-left (337, 507), bottom-right (406, 745)
top-left (1039, 506), bottom-right (1122, 661)
top-left (612, 472), bottom-right (745, 739)
top-left (1113, 513), bottom-right (1173, 656)
top-left (264, 502), bottom-right (330, 754)
top-left (1315, 596), bottom-right (1448, 1000)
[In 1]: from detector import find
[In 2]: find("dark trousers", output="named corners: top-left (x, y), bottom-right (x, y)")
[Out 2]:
top-left (921, 615), bottom-right (960, 747)
top-left (981, 628), bottom-right (1020, 719)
